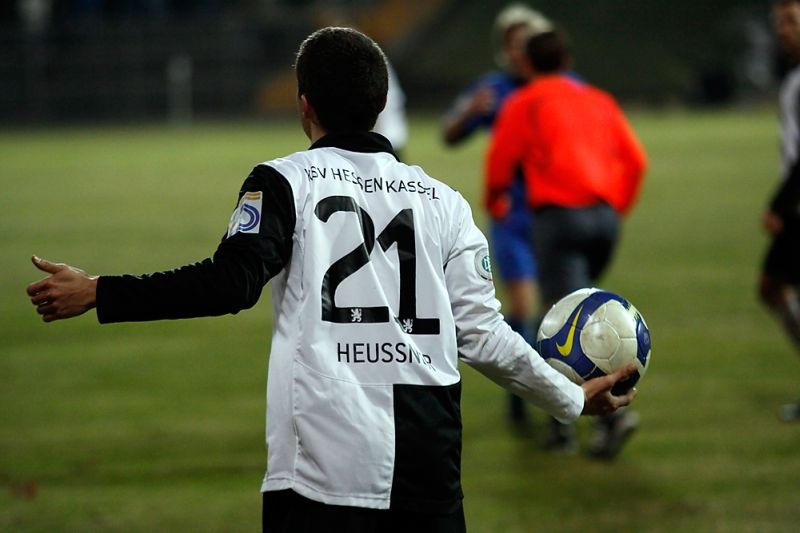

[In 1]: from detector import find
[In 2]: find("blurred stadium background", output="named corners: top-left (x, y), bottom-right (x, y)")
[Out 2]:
top-left (0, 0), bottom-right (778, 125)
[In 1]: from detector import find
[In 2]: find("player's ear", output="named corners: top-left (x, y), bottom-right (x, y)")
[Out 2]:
top-left (298, 94), bottom-right (319, 139)
top-left (299, 94), bottom-right (318, 124)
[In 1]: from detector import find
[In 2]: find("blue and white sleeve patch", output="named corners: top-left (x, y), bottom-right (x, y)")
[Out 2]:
top-left (227, 191), bottom-right (263, 237)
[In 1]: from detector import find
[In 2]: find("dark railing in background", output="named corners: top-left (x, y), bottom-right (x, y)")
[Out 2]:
top-left (1, 12), bottom-right (307, 124)
top-left (0, 0), bottom-right (777, 126)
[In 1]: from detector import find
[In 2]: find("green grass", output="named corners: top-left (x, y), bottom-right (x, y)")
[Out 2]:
top-left (2, 109), bottom-right (800, 532)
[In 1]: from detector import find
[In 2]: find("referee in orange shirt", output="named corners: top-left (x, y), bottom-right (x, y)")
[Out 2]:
top-left (486, 29), bottom-right (648, 459)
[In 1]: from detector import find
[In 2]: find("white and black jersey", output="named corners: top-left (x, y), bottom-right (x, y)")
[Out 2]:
top-left (775, 64), bottom-right (800, 221)
top-left (95, 132), bottom-right (583, 513)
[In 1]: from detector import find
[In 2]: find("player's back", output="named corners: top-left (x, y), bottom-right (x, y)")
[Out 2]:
top-left (268, 143), bottom-right (463, 385)
top-left (261, 136), bottom-right (478, 511)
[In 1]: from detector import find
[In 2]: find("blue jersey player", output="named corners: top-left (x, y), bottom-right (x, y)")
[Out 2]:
top-left (441, 4), bottom-right (550, 426)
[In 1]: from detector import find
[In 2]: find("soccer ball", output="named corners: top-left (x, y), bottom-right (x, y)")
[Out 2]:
top-left (536, 288), bottom-right (651, 394)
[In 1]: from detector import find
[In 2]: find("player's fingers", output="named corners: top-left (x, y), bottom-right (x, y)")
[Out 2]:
top-left (592, 365), bottom-right (632, 395)
top-left (611, 363), bottom-right (637, 382)
top-left (36, 300), bottom-right (75, 322)
top-left (35, 301), bottom-right (58, 320)
top-left (613, 387), bottom-right (637, 409)
top-left (30, 289), bottom-right (52, 305)
top-left (27, 256), bottom-right (73, 297)
top-left (41, 312), bottom-right (60, 323)
top-left (26, 278), bottom-right (49, 297)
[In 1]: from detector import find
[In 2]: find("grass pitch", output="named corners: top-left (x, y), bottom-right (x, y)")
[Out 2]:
top-left (2, 109), bottom-right (800, 532)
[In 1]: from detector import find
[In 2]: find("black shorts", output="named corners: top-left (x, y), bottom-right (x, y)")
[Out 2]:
top-left (262, 490), bottom-right (466, 533)
top-left (763, 224), bottom-right (800, 283)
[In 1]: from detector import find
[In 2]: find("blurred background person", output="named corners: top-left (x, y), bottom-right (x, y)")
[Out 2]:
top-left (486, 29), bottom-right (648, 458)
top-left (374, 59), bottom-right (408, 159)
top-left (761, 0), bottom-right (800, 422)
top-left (440, 3), bottom-right (551, 428)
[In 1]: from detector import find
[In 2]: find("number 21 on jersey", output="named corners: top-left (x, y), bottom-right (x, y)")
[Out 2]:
top-left (314, 195), bottom-right (440, 335)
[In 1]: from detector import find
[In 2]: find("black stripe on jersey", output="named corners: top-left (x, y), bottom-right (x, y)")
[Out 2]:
top-left (390, 381), bottom-right (463, 514)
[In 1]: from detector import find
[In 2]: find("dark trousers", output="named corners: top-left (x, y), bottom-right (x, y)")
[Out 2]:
top-left (262, 490), bottom-right (466, 533)
top-left (533, 202), bottom-right (619, 305)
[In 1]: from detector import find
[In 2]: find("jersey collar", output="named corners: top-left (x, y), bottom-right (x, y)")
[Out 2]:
top-left (310, 131), bottom-right (399, 161)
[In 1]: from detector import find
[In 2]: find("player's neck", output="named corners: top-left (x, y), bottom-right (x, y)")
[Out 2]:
top-left (309, 122), bottom-right (327, 144)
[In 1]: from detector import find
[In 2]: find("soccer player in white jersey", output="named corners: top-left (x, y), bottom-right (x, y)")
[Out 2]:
top-left (26, 27), bottom-right (636, 533)
top-left (761, 0), bottom-right (800, 421)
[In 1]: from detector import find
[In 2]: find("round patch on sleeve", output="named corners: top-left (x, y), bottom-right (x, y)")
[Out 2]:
top-left (474, 247), bottom-right (493, 281)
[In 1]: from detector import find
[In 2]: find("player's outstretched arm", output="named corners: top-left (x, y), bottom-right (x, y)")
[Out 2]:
top-left (26, 256), bottom-right (98, 323)
top-left (442, 87), bottom-right (495, 145)
top-left (581, 363), bottom-right (638, 416)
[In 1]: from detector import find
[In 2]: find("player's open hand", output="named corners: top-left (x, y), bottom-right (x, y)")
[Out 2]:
top-left (26, 256), bottom-right (98, 322)
top-left (580, 363), bottom-right (638, 416)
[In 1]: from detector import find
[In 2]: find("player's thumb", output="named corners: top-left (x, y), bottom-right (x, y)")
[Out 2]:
top-left (31, 255), bottom-right (63, 274)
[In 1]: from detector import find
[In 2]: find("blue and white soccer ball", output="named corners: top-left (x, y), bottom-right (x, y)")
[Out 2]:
top-left (536, 288), bottom-right (651, 394)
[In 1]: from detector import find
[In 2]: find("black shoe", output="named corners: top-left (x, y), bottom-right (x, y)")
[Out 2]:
top-left (543, 420), bottom-right (578, 454)
top-left (588, 410), bottom-right (640, 461)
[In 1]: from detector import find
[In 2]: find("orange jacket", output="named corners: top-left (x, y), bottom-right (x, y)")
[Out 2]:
top-left (485, 75), bottom-right (647, 218)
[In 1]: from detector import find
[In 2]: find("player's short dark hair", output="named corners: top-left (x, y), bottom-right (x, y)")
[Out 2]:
top-left (526, 30), bottom-right (570, 74)
top-left (295, 27), bottom-right (388, 133)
